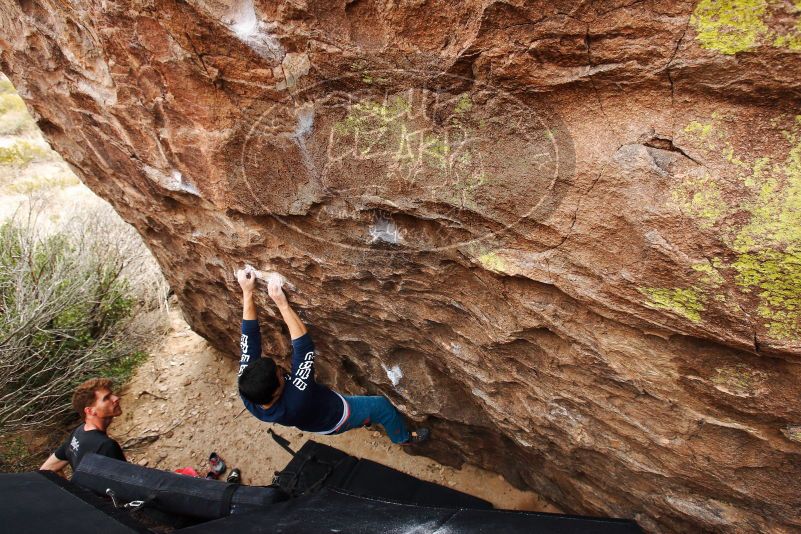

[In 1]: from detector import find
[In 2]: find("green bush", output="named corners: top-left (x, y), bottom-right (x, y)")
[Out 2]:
top-left (0, 93), bottom-right (25, 115)
top-left (0, 74), bottom-right (15, 94)
top-left (0, 111), bottom-right (35, 136)
top-left (5, 172), bottom-right (80, 194)
top-left (0, 204), bottom-right (169, 435)
top-left (0, 79), bottom-right (36, 135)
top-left (0, 139), bottom-right (52, 166)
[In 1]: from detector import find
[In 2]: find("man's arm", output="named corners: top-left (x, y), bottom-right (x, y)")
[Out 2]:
top-left (268, 278), bottom-right (307, 340)
top-left (238, 267), bottom-right (257, 320)
top-left (267, 277), bottom-right (315, 389)
top-left (40, 453), bottom-right (68, 478)
top-left (237, 267), bottom-right (261, 376)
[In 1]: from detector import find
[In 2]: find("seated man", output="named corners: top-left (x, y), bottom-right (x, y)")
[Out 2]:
top-left (236, 266), bottom-right (429, 444)
top-left (40, 378), bottom-right (126, 477)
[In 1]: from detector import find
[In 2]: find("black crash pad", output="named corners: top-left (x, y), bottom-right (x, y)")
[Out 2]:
top-left (182, 486), bottom-right (643, 534)
top-left (275, 440), bottom-right (492, 509)
top-left (73, 453), bottom-right (287, 520)
top-left (0, 471), bottom-right (147, 534)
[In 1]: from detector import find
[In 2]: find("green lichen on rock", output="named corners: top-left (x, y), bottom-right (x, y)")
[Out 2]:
top-left (773, 0), bottom-right (801, 50)
top-left (478, 251), bottom-right (508, 273)
top-left (691, 0), bottom-right (769, 54)
top-left (691, 0), bottom-right (801, 54)
top-left (672, 114), bottom-right (801, 339)
top-left (773, 29), bottom-right (801, 50)
top-left (692, 259), bottom-right (726, 286)
top-left (454, 94), bottom-right (472, 115)
top-left (783, 425), bottom-right (801, 442)
top-left (711, 364), bottom-right (766, 396)
top-left (333, 92), bottom-right (488, 199)
top-left (684, 119), bottom-right (716, 141)
top-left (333, 95), bottom-right (448, 166)
top-left (729, 116), bottom-right (801, 339)
top-left (334, 96), bottom-right (411, 138)
top-left (722, 142), bottom-right (750, 168)
top-left (671, 173), bottom-right (730, 228)
top-left (732, 249), bottom-right (801, 338)
top-left (683, 114), bottom-right (723, 150)
top-left (725, 116), bottom-right (801, 254)
top-left (446, 172), bottom-right (488, 209)
top-left (639, 287), bottom-right (705, 323)
top-left (423, 133), bottom-right (450, 170)
top-left (453, 93), bottom-right (473, 115)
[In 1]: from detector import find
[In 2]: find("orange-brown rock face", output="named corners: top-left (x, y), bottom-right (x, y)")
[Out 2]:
top-left (2, 1), bottom-right (801, 531)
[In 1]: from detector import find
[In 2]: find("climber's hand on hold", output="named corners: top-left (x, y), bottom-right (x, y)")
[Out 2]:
top-left (236, 266), bottom-right (257, 294)
top-left (268, 277), bottom-right (289, 309)
top-left (269, 276), bottom-right (305, 338)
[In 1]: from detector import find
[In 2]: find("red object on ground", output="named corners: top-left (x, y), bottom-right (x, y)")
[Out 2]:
top-left (175, 467), bottom-right (200, 477)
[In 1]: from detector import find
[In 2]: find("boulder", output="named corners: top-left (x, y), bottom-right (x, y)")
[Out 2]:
top-left (2, 1), bottom-right (800, 531)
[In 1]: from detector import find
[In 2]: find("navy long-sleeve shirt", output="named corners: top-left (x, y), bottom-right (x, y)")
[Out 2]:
top-left (238, 320), bottom-right (348, 434)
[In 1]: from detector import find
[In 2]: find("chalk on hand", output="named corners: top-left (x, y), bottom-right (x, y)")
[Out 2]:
top-left (265, 271), bottom-right (283, 287)
top-left (237, 264), bottom-right (295, 291)
top-left (262, 271), bottom-right (296, 292)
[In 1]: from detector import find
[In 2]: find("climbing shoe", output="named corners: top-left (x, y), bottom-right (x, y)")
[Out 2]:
top-left (402, 427), bottom-right (430, 445)
top-left (226, 468), bottom-right (242, 484)
top-left (209, 452), bottom-right (226, 476)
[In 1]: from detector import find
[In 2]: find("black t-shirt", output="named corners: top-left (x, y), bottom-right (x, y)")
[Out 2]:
top-left (54, 425), bottom-right (126, 470)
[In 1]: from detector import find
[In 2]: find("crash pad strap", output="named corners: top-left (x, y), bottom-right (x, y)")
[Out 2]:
top-left (220, 484), bottom-right (238, 517)
top-left (268, 428), bottom-right (295, 456)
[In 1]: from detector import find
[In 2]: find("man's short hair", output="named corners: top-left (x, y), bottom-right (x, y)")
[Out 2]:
top-left (72, 378), bottom-right (113, 420)
top-left (238, 358), bottom-right (280, 405)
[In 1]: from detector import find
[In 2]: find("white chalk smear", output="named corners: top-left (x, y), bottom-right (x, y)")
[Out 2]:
top-left (227, 0), bottom-right (285, 61)
top-left (265, 271), bottom-right (283, 285)
top-left (293, 105), bottom-right (314, 139)
top-left (230, 0), bottom-right (257, 39)
top-left (381, 363), bottom-right (403, 386)
top-left (292, 105), bottom-right (317, 181)
top-left (369, 215), bottom-right (402, 244)
top-left (237, 264), bottom-right (296, 291)
top-left (172, 170), bottom-right (200, 196)
top-left (142, 165), bottom-right (201, 197)
top-left (262, 270), bottom-right (288, 289)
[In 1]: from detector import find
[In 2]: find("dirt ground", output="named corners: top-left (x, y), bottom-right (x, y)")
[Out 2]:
top-left (113, 309), bottom-right (560, 513)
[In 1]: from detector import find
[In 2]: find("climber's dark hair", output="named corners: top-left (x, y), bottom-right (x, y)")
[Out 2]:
top-left (238, 357), bottom-right (280, 405)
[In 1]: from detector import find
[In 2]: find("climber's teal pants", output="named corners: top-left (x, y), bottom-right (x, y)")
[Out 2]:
top-left (332, 395), bottom-right (411, 444)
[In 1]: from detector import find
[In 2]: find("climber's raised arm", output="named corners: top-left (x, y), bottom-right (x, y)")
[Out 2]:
top-left (237, 266), bottom-right (260, 377)
top-left (267, 278), bottom-right (307, 340)
top-left (237, 267), bottom-right (257, 321)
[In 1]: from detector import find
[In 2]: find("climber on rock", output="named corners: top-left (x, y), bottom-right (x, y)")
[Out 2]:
top-left (235, 265), bottom-right (429, 445)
